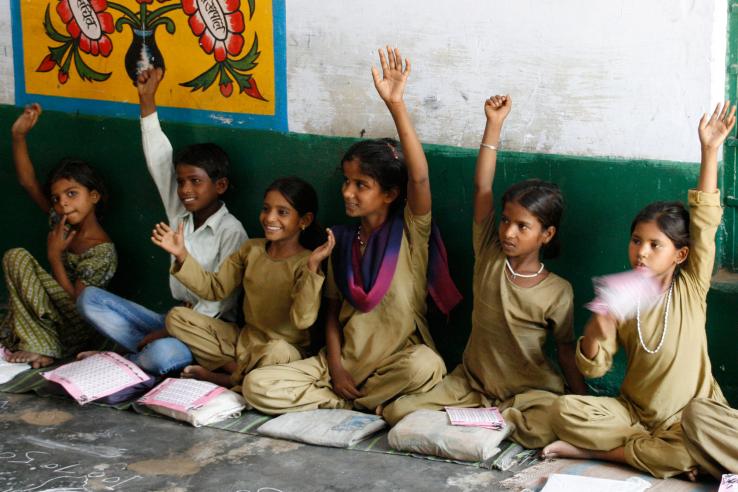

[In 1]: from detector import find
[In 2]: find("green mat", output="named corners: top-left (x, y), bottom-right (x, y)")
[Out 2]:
top-left (0, 365), bottom-right (539, 472)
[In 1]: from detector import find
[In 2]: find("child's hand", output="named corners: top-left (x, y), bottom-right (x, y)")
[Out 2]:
top-left (484, 95), bottom-right (512, 128)
top-left (307, 229), bottom-right (335, 273)
top-left (137, 67), bottom-right (164, 99)
top-left (328, 360), bottom-right (363, 401)
top-left (588, 313), bottom-right (617, 341)
top-left (371, 46), bottom-right (410, 106)
top-left (137, 67), bottom-right (163, 117)
top-left (47, 215), bottom-right (76, 260)
top-left (11, 103), bottom-right (42, 138)
top-left (151, 221), bottom-right (187, 263)
top-left (699, 100), bottom-right (736, 150)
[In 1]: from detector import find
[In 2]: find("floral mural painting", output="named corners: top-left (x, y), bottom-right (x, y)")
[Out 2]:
top-left (13, 0), bottom-right (283, 129)
top-left (35, 0), bottom-right (264, 100)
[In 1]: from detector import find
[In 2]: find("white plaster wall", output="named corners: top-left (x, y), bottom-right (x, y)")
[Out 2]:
top-left (0, 0), bottom-right (14, 105)
top-left (286, 0), bottom-right (727, 162)
top-left (0, 0), bottom-right (728, 161)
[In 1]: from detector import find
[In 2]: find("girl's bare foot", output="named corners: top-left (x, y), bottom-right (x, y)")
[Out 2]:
top-left (7, 350), bottom-right (54, 368)
top-left (375, 404), bottom-right (384, 416)
top-left (76, 351), bottom-right (101, 360)
top-left (181, 365), bottom-right (232, 387)
top-left (541, 440), bottom-right (594, 460)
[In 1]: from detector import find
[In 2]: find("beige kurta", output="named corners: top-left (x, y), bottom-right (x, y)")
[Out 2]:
top-left (682, 397), bottom-right (738, 479)
top-left (167, 239), bottom-right (324, 384)
top-left (242, 205), bottom-right (446, 414)
top-left (551, 189), bottom-right (726, 479)
top-left (384, 212), bottom-right (574, 449)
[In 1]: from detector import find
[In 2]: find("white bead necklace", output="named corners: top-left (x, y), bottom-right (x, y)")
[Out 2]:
top-left (636, 278), bottom-right (674, 354)
top-left (504, 258), bottom-right (544, 279)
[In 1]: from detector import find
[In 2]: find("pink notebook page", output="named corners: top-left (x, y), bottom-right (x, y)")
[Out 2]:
top-left (42, 352), bottom-right (149, 404)
top-left (720, 474), bottom-right (738, 492)
top-left (137, 378), bottom-right (226, 413)
top-left (445, 407), bottom-right (505, 429)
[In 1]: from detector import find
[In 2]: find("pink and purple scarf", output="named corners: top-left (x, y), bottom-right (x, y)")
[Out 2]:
top-left (331, 211), bottom-right (462, 315)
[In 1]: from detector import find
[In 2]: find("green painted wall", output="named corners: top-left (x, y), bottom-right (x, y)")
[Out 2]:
top-left (0, 105), bottom-right (735, 404)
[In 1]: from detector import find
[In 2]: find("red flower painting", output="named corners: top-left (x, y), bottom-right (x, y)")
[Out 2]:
top-left (56, 0), bottom-right (114, 56)
top-left (182, 0), bottom-right (245, 62)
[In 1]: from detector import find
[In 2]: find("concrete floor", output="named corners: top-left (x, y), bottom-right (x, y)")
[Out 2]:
top-left (0, 392), bottom-right (513, 492)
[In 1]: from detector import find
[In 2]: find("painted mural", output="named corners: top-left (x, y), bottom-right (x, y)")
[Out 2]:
top-left (11, 0), bottom-right (286, 130)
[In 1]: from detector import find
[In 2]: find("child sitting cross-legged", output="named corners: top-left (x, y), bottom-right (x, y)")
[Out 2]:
top-left (542, 101), bottom-right (736, 480)
top-left (383, 95), bottom-right (586, 450)
top-left (76, 68), bottom-right (247, 376)
top-left (152, 177), bottom-right (334, 388)
top-left (2, 104), bottom-right (117, 368)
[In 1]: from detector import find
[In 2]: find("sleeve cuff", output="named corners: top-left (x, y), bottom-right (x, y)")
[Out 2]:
top-left (140, 112), bottom-right (161, 131)
top-left (688, 189), bottom-right (721, 206)
top-left (574, 336), bottom-right (607, 377)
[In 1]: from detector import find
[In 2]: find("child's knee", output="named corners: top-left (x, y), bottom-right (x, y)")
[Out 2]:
top-left (241, 369), bottom-right (268, 403)
top-left (164, 306), bottom-right (193, 337)
top-left (76, 286), bottom-right (103, 314)
top-left (681, 398), bottom-right (710, 439)
top-left (404, 345), bottom-right (446, 385)
top-left (261, 339), bottom-right (300, 366)
top-left (3, 248), bottom-right (32, 277)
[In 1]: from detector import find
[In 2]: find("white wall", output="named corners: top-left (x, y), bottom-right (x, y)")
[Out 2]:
top-left (1, 0), bottom-right (728, 162)
top-left (0, 0), bottom-right (14, 105)
top-left (286, 0), bottom-right (727, 162)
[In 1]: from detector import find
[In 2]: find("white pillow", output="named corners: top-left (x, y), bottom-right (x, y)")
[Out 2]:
top-left (388, 409), bottom-right (510, 462)
top-left (257, 409), bottom-right (387, 448)
top-left (137, 378), bottom-right (246, 427)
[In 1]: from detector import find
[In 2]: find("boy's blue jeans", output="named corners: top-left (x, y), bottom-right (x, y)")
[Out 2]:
top-left (77, 287), bottom-right (193, 375)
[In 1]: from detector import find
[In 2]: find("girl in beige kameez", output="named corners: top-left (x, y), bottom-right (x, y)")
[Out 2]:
top-left (542, 101), bottom-right (736, 479)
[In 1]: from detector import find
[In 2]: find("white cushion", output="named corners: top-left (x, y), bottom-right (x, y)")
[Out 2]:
top-left (137, 378), bottom-right (246, 427)
top-left (257, 409), bottom-right (387, 448)
top-left (388, 409), bottom-right (510, 462)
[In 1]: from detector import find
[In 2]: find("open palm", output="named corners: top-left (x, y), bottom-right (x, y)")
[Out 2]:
top-left (372, 46), bottom-right (410, 105)
top-left (699, 101), bottom-right (736, 149)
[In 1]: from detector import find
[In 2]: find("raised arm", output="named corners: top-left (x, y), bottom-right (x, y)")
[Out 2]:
top-left (473, 95), bottom-right (511, 224)
top-left (698, 101), bottom-right (736, 192)
top-left (138, 67), bottom-right (163, 118)
top-left (11, 104), bottom-right (51, 213)
top-left (372, 47), bottom-right (430, 216)
top-left (137, 68), bottom-right (184, 221)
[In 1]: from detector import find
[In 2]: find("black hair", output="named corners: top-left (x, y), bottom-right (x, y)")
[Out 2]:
top-left (630, 201), bottom-right (690, 250)
top-left (45, 158), bottom-right (108, 219)
top-left (174, 143), bottom-right (230, 182)
top-left (265, 177), bottom-right (326, 250)
top-left (341, 138), bottom-right (407, 213)
top-left (501, 179), bottom-right (564, 259)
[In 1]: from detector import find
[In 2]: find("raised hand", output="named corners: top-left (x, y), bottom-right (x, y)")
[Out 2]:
top-left (699, 100), bottom-right (736, 150)
top-left (307, 228), bottom-right (335, 273)
top-left (371, 46), bottom-right (410, 106)
top-left (47, 215), bottom-right (76, 259)
top-left (137, 67), bottom-right (163, 117)
top-left (151, 221), bottom-right (187, 263)
top-left (137, 67), bottom-right (164, 98)
top-left (12, 103), bottom-right (42, 138)
top-left (484, 95), bottom-right (512, 128)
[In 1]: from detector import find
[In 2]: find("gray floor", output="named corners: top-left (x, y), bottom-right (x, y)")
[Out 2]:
top-left (0, 392), bottom-right (512, 492)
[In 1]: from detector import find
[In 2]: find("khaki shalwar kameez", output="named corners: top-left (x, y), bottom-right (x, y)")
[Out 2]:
top-left (242, 206), bottom-right (447, 414)
top-left (166, 239), bottom-right (324, 387)
top-left (550, 190), bottom-right (727, 479)
top-left (681, 397), bottom-right (738, 479)
top-left (384, 211), bottom-right (574, 449)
